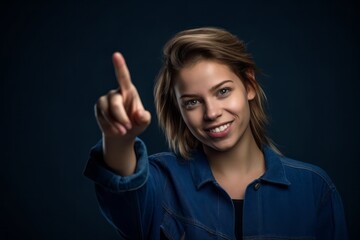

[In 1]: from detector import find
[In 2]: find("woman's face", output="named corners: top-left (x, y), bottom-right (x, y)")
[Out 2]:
top-left (174, 60), bottom-right (255, 153)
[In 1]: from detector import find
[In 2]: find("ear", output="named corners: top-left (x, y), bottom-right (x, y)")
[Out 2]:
top-left (245, 69), bottom-right (256, 100)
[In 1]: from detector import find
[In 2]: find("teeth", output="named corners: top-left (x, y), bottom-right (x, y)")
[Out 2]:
top-left (209, 123), bottom-right (230, 133)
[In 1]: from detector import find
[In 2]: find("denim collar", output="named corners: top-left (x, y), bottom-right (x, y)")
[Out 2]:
top-left (189, 146), bottom-right (291, 190)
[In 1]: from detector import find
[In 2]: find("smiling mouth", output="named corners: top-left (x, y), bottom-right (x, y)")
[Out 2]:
top-left (207, 123), bottom-right (231, 133)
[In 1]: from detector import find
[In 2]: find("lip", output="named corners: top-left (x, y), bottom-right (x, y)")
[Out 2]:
top-left (205, 121), bottom-right (233, 138)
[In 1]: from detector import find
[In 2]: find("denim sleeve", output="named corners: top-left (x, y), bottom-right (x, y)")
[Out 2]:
top-left (316, 185), bottom-right (348, 240)
top-left (84, 138), bottom-right (149, 192)
top-left (84, 138), bottom-right (159, 239)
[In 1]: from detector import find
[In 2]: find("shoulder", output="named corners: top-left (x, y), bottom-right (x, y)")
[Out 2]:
top-left (148, 151), bottom-right (189, 169)
top-left (134, 138), bottom-right (184, 166)
top-left (280, 156), bottom-right (336, 190)
top-left (264, 146), bottom-right (336, 191)
top-left (149, 151), bottom-right (180, 163)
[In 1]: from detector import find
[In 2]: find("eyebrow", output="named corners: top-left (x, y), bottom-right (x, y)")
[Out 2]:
top-left (179, 80), bottom-right (234, 99)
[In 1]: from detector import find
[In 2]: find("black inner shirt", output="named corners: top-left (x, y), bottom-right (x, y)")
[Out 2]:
top-left (232, 199), bottom-right (244, 240)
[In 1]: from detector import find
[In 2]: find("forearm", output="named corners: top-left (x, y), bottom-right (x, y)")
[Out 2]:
top-left (103, 135), bottom-right (137, 176)
top-left (85, 137), bottom-right (162, 238)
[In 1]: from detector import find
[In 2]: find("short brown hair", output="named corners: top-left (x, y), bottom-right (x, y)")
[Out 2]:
top-left (154, 27), bottom-right (278, 159)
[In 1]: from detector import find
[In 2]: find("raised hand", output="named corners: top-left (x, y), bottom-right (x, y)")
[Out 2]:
top-left (94, 52), bottom-right (151, 175)
top-left (95, 52), bottom-right (151, 140)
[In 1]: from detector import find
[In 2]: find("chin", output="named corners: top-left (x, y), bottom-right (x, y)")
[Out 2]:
top-left (204, 139), bottom-right (238, 153)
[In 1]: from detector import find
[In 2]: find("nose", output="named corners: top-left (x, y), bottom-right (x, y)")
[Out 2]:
top-left (203, 100), bottom-right (222, 121)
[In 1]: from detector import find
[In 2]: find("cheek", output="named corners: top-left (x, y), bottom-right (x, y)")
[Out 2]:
top-left (179, 109), bottom-right (204, 135)
top-left (225, 94), bottom-right (249, 115)
top-left (182, 111), bottom-right (201, 128)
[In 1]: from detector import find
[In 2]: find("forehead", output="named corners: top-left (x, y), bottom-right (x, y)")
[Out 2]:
top-left (174, 60), bottom-right (241, 92)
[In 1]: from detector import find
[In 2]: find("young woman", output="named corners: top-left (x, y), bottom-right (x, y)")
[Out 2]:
top-left (85, 27), bottom-right (348, 239)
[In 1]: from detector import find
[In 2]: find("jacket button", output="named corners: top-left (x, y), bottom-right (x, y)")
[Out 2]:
top-left (254, 182), bottom-right (261, 190)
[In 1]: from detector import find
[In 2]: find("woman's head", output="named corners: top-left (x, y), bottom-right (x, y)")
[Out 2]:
top-left (154, 27), bottom-right (275, 158)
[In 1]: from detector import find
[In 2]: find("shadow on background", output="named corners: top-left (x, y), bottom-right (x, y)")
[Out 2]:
top-left (1, 0), bottom-right (359, 239)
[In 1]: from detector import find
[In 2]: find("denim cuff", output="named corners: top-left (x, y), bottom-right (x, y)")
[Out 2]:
top-left (84, 138), bottom-right (149, 193)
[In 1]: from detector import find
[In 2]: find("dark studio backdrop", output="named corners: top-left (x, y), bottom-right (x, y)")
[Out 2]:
top-left (1, 0), bottom-right (359, 239)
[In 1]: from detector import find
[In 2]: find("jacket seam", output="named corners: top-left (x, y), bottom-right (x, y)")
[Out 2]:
top-left (161, 203), bottom-right (231, 239)
top-left (281, 160), bottom-right (335, 190)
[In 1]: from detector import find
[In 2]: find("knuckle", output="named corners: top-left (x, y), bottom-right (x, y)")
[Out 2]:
top-left (95, 96), bottom-right (107, 110)
top-left (109, 94), bottom-right (123, 109)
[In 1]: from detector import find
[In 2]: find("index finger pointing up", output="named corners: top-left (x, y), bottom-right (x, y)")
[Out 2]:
top-left (112, 52), bottom-right (132, 90)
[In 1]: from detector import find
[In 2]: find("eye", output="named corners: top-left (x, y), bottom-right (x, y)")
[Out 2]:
top-left (183, 99), bottom-right (200, 109)
top-left (218, 88), bottom-right (231, 97)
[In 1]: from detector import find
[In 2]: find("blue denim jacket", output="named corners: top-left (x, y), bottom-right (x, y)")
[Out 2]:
top-left (84, 138), bottom-right (348, 240)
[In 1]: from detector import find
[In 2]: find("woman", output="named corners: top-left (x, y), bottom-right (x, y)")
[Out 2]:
top-left (85, 27), bottom-right (348, 239)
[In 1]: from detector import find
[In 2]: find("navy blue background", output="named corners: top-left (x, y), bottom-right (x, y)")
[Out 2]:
top-left (1, 0), bottom-right (359, 239)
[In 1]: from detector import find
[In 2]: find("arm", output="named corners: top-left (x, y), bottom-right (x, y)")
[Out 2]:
top-left (85, 138), bottom-right (159, 239)
top-left (316, 186), bottom-right (348, 240)
top-left (85, 53), bottom-right (156, 239)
